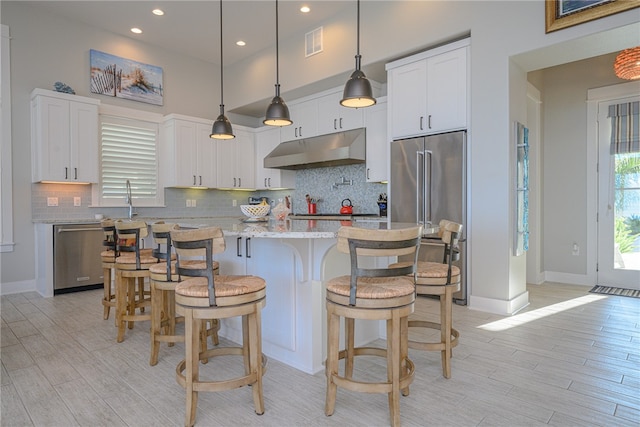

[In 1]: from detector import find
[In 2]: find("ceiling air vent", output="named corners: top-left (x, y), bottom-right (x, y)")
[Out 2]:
top-left (305, 27), bottom-right (323, 57)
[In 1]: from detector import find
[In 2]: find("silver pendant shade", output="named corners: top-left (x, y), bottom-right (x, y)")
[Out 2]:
top-left (340, 0), bottom-right (375, 109)
top-left (264, 0), bottom-right (292, 126)
top-left (210, 0), bottom-right (235, 140)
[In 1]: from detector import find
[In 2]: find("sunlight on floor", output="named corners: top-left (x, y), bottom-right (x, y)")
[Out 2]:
top-left (477, 294), bottom-right (608, 332)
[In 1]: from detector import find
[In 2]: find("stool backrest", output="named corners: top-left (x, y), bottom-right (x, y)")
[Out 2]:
top-left (151, 222), bottom-right (178, 281)
top-left (336, 225), bottom-right (423, 305)
top-left (170, 227), bottom-right (225, 307)
top-left (101, 219), bottom-right (118, 254)
top-left (436, 220), bottom-right (463, 284)
top-left (115, 220), bottom-right (149, 269)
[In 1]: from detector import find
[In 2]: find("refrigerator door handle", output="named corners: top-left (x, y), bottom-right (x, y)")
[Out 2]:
top-left (417, 150), bottom-right (425, 224)
top-left (425, 149), bottom-right (433, 224)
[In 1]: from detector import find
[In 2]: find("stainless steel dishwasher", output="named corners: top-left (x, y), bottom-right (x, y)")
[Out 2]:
top-left (53, 223), bottom-right (104, 294)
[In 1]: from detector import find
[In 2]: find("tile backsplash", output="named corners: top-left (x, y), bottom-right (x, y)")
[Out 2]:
top-left (31, 164), bottom-right (387, 221)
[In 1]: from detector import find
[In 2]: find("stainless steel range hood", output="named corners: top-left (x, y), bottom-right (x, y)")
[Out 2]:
top-left (264, 128), bottom-right (366, 170)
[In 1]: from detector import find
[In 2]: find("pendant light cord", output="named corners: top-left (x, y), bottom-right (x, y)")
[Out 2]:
top-left (219, 0), bottom-right (224, 113)
top-left (275, 0), bottom-right (280, 95)
top-left (356, 0), bottom-right (360, 58)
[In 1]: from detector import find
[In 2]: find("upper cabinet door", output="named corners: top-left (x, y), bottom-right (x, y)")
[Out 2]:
top-left (364, 98), bottom-right (388, 183)
top-left (196, 123), bottom-right (217, 188)
top-left (388, 59), bottom-right (428, 139)
top-left (279, 99), bottom-right (318, 142)
top-left (255, 127), bottom-right (294, 189)
top-left (316, 91), bottom-right (364, 135)
top-left (425, 47), bottom-right (467, 134)
top-left (31, 89), bottom-right (99, 183)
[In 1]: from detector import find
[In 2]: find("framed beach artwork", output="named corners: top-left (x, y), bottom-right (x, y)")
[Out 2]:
top-left (90, 49), bottom-right (164, 106)
top-left (545, 0), bottom-right (640, 33)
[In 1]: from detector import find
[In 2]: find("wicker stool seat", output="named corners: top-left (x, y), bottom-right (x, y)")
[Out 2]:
top-left (325, 225), bottom-right (422, 427)
top-left (389, 220), bottom-right (462, 379)
top-left (172, 226), bottom-right (267, 427)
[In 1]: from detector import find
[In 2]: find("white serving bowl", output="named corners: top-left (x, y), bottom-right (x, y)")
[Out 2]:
top-left (240, 204), bottom-right (270, 219)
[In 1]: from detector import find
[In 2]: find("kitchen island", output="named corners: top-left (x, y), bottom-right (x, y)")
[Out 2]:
top-left (35, 217), bottom-right (421, 374)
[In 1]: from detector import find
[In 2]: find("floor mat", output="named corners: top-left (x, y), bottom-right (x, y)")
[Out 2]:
top-left (589, 285), bottom-right (640, 298)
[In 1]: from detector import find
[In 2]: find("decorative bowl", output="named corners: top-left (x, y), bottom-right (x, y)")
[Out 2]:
top-left (240, 204), bottom-right (270, 219)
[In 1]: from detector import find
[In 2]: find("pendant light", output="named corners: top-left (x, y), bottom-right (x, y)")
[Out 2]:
top-left (210, 0), bottom-right (235, 140)
top-left (614, 46), bottom-right (640, 80)
top-left (264, 0), bottom-right (292, 126)
top-left (340, 0), bottom-right (376, 109)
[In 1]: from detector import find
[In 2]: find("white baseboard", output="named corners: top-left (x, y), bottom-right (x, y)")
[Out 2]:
top-left (0, 279), bottom-right (38, 296)
top-left (468, 290), bottom-right (530, 315)
top-left (543, 271), bottom-right (593, 286)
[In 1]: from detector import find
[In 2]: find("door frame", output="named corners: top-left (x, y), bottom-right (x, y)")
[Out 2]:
top-left (587, 81), bottom-right (640, 286)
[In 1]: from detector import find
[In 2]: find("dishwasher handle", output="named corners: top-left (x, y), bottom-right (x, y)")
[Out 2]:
top-left (57, 227), bottom-right (102, 233)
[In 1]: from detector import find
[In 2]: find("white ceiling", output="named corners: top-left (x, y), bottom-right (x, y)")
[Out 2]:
top-left (30, 1), bottom-right (352, 67)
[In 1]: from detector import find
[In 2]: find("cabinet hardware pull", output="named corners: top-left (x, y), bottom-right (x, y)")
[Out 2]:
top-left (428, 115), bottom-right (432, 129)
top-left (420, 116), bottom-right (424, 130)
top-left (233, 177), bottom-right (237, 187)
top-left (268, 178), bottom-right (271, 187)
top-left (339, 118), bottom-right (343, 129)
top-left (295, 127), bottom-right (298, 138)
top-left (237, 237), bottom-right (242, 257)
top-left (299, 127), bottom-right (302, 137)
top-left (367, 168), bottom-right (370, 179)
top-left (74, 168), bottom-right (78, 180)
top-left (334, 119), bottom-right (337, 130)
top-left (246, 237), bottom-right (251, 258)
top-left (264, 178), bottom-right (267, 187)
top-left (193, 175), bottom-right (196, 186)
top-left (238, 177), bottom-right (241, 187)
top-left (65, 167), bottom-right (68, 179)
top-left (199, 175), bottom-right (202, 186)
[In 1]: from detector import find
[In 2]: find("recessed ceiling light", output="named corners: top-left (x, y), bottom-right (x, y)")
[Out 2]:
top-left (152, 9), bottom-right (164, 16)
top-left (131, 28), bottom-right (143, 34)
top-left (236, 40), bottom-right (246, 47)
top-left (300, 6), bottom-right (310, 13)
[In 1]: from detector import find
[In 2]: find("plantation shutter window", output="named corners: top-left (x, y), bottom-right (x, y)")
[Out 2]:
top-left (100, 115), bottom-right (159, 205)
top-left (608, 101), bottom-right (640, 154)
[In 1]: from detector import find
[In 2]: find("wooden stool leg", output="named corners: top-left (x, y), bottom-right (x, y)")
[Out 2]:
top-left (127, 278), bottom-right (136, 330)
top-left (115, 270), bottom-right (127, 343)
top-left (150, 280), bottom-right (162, 366)
top-left (185, 309), bottom-right (200, 427)
top-left (249, 308), bottom-right (265, 415)
top-left (387, 312), bottom-right (401, 427)
top-left (344, 317), bottom-right (355, 379)
top-left (103, 266), bottom-right (112, 320)
top-left (209, 319), bottom-right (220, 346)
top-left (325, 305), bottom-right (340, 416)
top-left (137, 277), bottom-right (146, 313)
top-left (441, 288), bottom-right (453, 379)
top-left (167, 290), bottom-right (176, 347)
top-left (242, 315), bottom-right (250, 376)
top-left (400, 315), bottom-right (410, 397)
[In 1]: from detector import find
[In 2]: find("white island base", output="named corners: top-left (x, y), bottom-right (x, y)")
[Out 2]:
top-left (216, 236), bottom-right (383, 375)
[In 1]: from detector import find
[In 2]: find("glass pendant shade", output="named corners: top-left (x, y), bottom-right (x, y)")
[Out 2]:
top-left (340, 0), bottom-right (375, 109)
top-left (210, 0), bottom-right (235, 140)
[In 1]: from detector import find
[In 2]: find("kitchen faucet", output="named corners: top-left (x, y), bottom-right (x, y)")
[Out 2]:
top-left (125, 179), bottom-right (137, 220)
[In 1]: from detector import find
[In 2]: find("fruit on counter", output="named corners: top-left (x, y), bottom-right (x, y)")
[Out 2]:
top-left (260, 198), bottom-right (269, 206)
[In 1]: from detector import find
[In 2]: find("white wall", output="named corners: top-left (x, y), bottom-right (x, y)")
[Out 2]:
top-left (2, 1), bottom-right (639, 313)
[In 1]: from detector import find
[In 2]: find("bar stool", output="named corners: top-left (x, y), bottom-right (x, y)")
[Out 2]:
top-left (325, 225), bottom-right (422, 427)
top-left (114, 220), bottom-right (158, 343)
top-left (389, 219), bottom-right (462, 379)
top-left (172, 227), bottom-right (267, 427)
top-left (100, 219), bottom-right (117, 320)
top-left (148, 222), bottom-right (220, 366)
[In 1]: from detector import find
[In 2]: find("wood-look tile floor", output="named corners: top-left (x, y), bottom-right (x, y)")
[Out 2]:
top-left (1, 282), bottom-right (639, 426)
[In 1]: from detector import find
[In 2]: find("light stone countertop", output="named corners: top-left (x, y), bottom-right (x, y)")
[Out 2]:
top-left (33, 216), bottom-right (429, 238)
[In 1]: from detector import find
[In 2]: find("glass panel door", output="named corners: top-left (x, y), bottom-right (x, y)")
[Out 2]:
top-left (597, 98), bottom-right (640, 290)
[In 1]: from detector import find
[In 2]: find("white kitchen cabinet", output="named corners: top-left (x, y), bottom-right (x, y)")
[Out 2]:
top-left (255, 127), bottom-right (295, 189)
top-left (316, 90), bottom-right (364, 135)
top-left (387, 39), bottom-right (468, 139)
top-left (162, 115), bottom-right (216, 188)
top-left (216, 126), bottom-right (255, 189)
top-left (217, 236), bottom-right (297, 351)
top-left (364, 97), bottom-right (388, 183)
top-left (279, 98), bottom-right (318, 142)
top-left (30, 89), bottom-right (100, 183)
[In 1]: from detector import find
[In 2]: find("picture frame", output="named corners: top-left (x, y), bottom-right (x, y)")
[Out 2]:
top-left (545, 0), bottom-right (640, 33)
top-left (90, 49), bottom-right (164, 106)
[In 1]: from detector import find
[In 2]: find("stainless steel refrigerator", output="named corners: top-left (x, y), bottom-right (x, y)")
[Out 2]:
top-left (390, 130), bottom-right (467, 304)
